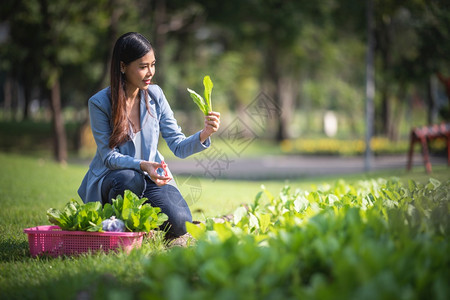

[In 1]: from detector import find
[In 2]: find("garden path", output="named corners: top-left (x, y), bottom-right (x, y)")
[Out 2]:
top-left (167, 154), bottom-right (448, 180)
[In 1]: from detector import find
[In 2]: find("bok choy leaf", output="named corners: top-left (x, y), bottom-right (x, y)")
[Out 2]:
top-left (187, 75), bottom-right (213, 115)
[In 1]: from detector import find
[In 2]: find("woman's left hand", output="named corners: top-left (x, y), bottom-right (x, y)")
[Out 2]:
top-left (200, 111), bottom-right (220, 143)
top-left (140, 161), bottom-right (172, 186)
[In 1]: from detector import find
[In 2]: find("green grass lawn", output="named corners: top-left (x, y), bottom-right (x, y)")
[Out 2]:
top-left (0, 151), bottom-right (448, 299)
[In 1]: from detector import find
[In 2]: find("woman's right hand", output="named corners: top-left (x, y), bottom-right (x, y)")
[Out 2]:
top-left (199, 111), bottom-right (221, 143)
top-left (140, 161), bottom-right (172, 186)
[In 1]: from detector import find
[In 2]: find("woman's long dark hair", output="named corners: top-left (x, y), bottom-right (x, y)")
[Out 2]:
top-left (109, 32), bottom-right (153, 149)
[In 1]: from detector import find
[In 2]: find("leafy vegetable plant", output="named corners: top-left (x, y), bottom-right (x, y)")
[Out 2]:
top-left (110, 190), bottom-right (168, 232)
top-left (47, 190), bottom-right (168, 232)
top-left (47, 200), bottom-right (110, 232)
top-left (147, 178), bottom-right (449, 299)
top-left (187, 75), bottom-right (213, 115)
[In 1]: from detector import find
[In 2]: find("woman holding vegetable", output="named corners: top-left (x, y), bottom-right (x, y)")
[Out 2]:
top-left (78, 32), bottom-right (220, 238)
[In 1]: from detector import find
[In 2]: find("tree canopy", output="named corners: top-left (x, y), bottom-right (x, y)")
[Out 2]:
top-left (0, 0), bottom-right (449, 160)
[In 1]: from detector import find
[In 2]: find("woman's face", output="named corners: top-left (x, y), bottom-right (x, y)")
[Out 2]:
top-left (121, 50), bottom-right (156, 92)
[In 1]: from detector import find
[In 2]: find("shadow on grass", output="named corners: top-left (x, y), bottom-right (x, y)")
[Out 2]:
top-left (1, 269), bottom-right (144, 300)
top-left (0, 239), bottom-right (30, 262)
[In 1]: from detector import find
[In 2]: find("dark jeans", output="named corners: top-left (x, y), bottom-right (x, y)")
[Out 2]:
top-left (101, 169), bottom-right (192, 238)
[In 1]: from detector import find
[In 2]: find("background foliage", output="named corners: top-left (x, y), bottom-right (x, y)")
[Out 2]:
top-left (0, 0), bottom-right (449, 161)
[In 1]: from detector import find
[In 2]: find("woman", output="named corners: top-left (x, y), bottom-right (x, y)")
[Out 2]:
top-left (78, 32), bottom-right (220, 238)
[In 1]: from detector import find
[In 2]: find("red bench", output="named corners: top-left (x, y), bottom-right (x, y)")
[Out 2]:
top-left (406, 123), bottom-right (450, 173)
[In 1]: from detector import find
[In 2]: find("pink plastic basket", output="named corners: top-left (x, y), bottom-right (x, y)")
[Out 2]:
top-left (24, 225), bottom-right (146, 257)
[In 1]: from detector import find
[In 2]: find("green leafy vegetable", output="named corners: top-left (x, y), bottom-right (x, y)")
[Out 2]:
top-left (47, 190), bottom-right (168, 232)
top-left (162, 178), bottom-right (449, 299)
top-left (187, 75), bottom-right (213, 115)
top-left (111, 190), bottom-right (168, 232)
top-left (203, 75), bottom-right (213, 113)
top-left (47, 199), bottom-right (109, 232)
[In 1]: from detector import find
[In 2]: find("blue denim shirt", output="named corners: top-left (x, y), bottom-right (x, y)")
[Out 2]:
top-left (78, 85), bottom-right (210, 203)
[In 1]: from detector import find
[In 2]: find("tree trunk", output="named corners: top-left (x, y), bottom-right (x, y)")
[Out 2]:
top-left (374, 9), bottom-right (393, 137)
top-left (22, 77), bottom-right (32, 120)
top-left (96, 0), bottom-right (122, 92)
top-left (153, 0), bottom-right (167, 86)
top-left (266, 44), bottom-right (290, 142)
top-left (276, 75), bottom-right (296, 141)
top-left (436, 72), bottom-right (450, 111)
top-left (365, 0), bottom-right (375, 171)
top-left (39, 0), bottom-right (67, 162)
top-left (379, 87), bottom-right (390, 135)
top-left (274, 80), bottom-right (286, 142)
top-left (3, 77), bottom-right (12, 120)
top-left (388, 95), bottom-right (402, 142)
top-left (75, 0), bottom-right (122, 154)
top-left (49, 78), bottom-right (67, 163)
top-left (426, 75), bottom-right (438, 125)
